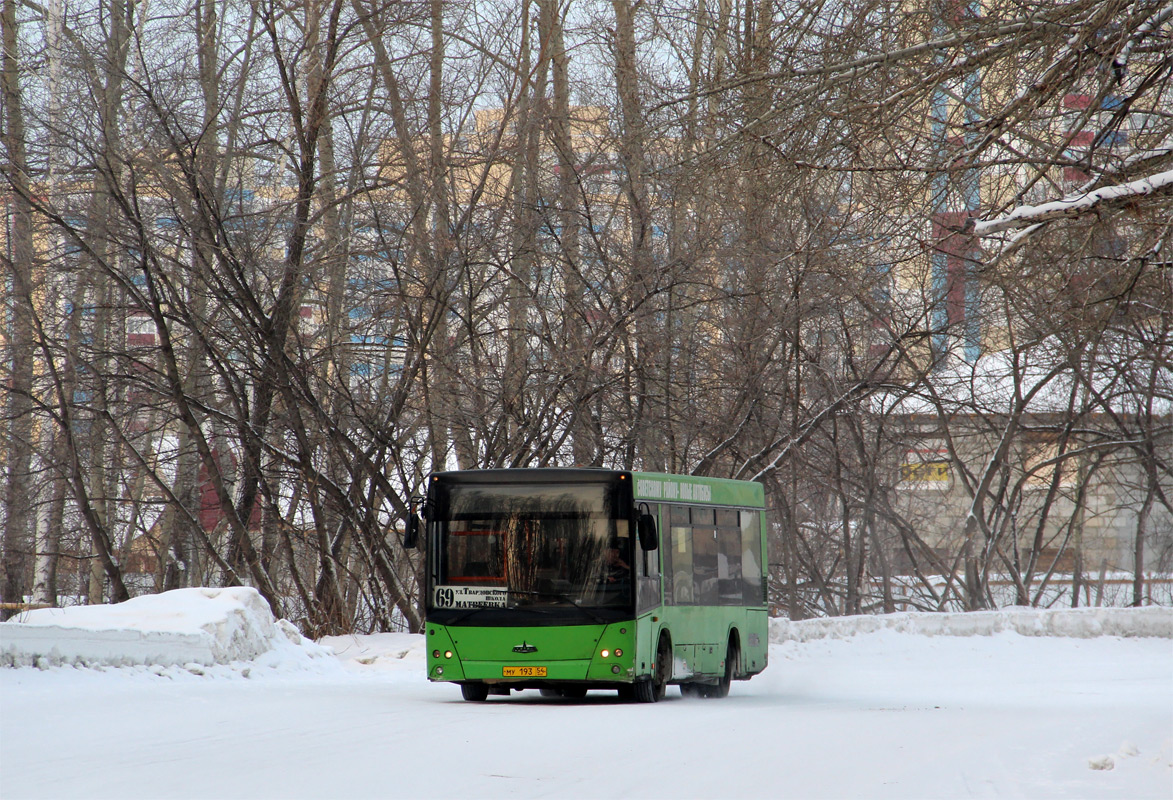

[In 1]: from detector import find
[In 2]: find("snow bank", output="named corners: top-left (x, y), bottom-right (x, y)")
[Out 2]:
top-left (5, 589), bottom-right (1166, 674)
top-left (770, 605), bottom-right (1173, 643)
top-left (319, 631), bottom-right (427, 674)
top-left (0, 587), bottom-right (335, 671)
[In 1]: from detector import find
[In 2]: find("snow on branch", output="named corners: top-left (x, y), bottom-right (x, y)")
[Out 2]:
top-left (972, 168), bottom-right (1173, 237)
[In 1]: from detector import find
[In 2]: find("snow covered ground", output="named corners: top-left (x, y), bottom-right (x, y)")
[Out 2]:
top-left (2, 590), bottom-right (1170, 800)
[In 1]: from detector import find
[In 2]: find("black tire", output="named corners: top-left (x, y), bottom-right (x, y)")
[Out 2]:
top-left (706, 639), bottom-right (737, 699)
top-left (461, 683), bottom-right (489, 701)
top-left (679, 682), bottom-right (703, 698)
top-left (539, 688), bottom-right (561, 697)
top-left (635, 636), bottom-right (670, 703)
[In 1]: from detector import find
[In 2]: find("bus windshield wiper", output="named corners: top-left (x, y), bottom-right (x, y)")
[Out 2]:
top-left (447, 606), bottom-right (499, 625)
top-left (508, 590), bottom-right (607, 624)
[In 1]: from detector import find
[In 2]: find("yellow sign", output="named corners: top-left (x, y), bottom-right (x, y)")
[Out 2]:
top-left (900, 462), bottom-right (950, 482)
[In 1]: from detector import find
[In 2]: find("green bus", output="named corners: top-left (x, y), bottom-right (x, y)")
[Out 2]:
top-left (405, 468), bottom-right (768, 702)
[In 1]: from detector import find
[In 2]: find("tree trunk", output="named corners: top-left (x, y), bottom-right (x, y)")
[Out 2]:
top-left (1, 0), bottom-right (36, 616)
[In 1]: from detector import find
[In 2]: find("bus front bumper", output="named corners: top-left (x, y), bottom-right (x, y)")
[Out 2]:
top-left (429, 658), bottom-right (635, 683)
top-left (426, 621), bottom-right (637, 684)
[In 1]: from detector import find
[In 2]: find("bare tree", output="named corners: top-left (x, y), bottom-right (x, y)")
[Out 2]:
top-left (2, 0), bottom-right (1169, 627)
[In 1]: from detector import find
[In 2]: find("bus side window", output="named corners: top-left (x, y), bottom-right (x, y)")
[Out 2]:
top-left (665, 505), bottom-right (692, 605)
top-left (716, 508), bottom-right (743, 605)
top-left (691, 507), bottom-right (717, 605)
top-left (740, 510), bottom-right (764, 606)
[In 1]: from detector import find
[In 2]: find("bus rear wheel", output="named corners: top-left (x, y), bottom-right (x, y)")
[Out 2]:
top-left (461, 683), bottom-right (489, 701)
top-left (702, 639), bottom-right (737, 699)
top-left (635, 637), bottom-right (670, 703)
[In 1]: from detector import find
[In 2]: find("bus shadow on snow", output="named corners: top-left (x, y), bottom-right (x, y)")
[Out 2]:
top-left (437, 687), bottom-right (763, 705)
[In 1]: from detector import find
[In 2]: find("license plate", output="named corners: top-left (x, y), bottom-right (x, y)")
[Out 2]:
top-left (502, 666), bottom-right (547, 677)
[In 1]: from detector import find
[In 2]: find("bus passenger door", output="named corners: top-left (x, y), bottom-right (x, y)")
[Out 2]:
top-left (636, 502), bottom-right (661, 614)
top-left (635, 503), bottom-right (662, 678)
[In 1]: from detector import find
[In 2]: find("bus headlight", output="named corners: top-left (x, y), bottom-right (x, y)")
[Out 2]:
top-left (601, 649), bottom-right (610, 658)
top-left (445, 651), bottom-right (453, 659)
top-left (614, 648), bottom-right (623, 657)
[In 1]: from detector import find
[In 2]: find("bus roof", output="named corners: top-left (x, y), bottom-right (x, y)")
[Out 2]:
top-left (631, 471), bottom-right (765, 508)
top-left (428, 468), bottom-right (764, 509)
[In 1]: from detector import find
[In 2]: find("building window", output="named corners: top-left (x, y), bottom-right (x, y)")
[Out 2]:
top-left (127, 312), bottom-right (156, 346)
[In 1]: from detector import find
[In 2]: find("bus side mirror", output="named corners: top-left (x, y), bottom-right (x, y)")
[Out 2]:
top-left (404, 513), bottom-right (421, 549)
top-left (637, 510), bottom-right (658, 551)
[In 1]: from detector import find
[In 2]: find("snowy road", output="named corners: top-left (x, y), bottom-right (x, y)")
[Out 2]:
top-left (3, 629), bottom-right (1170, 799)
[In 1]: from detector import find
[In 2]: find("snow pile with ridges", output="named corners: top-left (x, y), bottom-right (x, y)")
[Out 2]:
top-left (0, 587), bottom-right (336, 672)
top-left (770, 605), bottom-right (1173, 643)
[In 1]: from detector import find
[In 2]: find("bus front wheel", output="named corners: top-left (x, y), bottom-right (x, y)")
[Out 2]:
top-left (635, 637), bottom-right (670, 703)
top-left (461, 683), bottom-right (489, 701)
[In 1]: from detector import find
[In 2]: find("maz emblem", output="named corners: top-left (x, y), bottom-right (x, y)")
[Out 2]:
top-left (512, 641), bottom-right (538, 654)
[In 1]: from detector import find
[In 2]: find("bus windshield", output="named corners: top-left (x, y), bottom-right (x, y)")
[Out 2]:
top-left (432, 482), bottom-right (632, 611)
